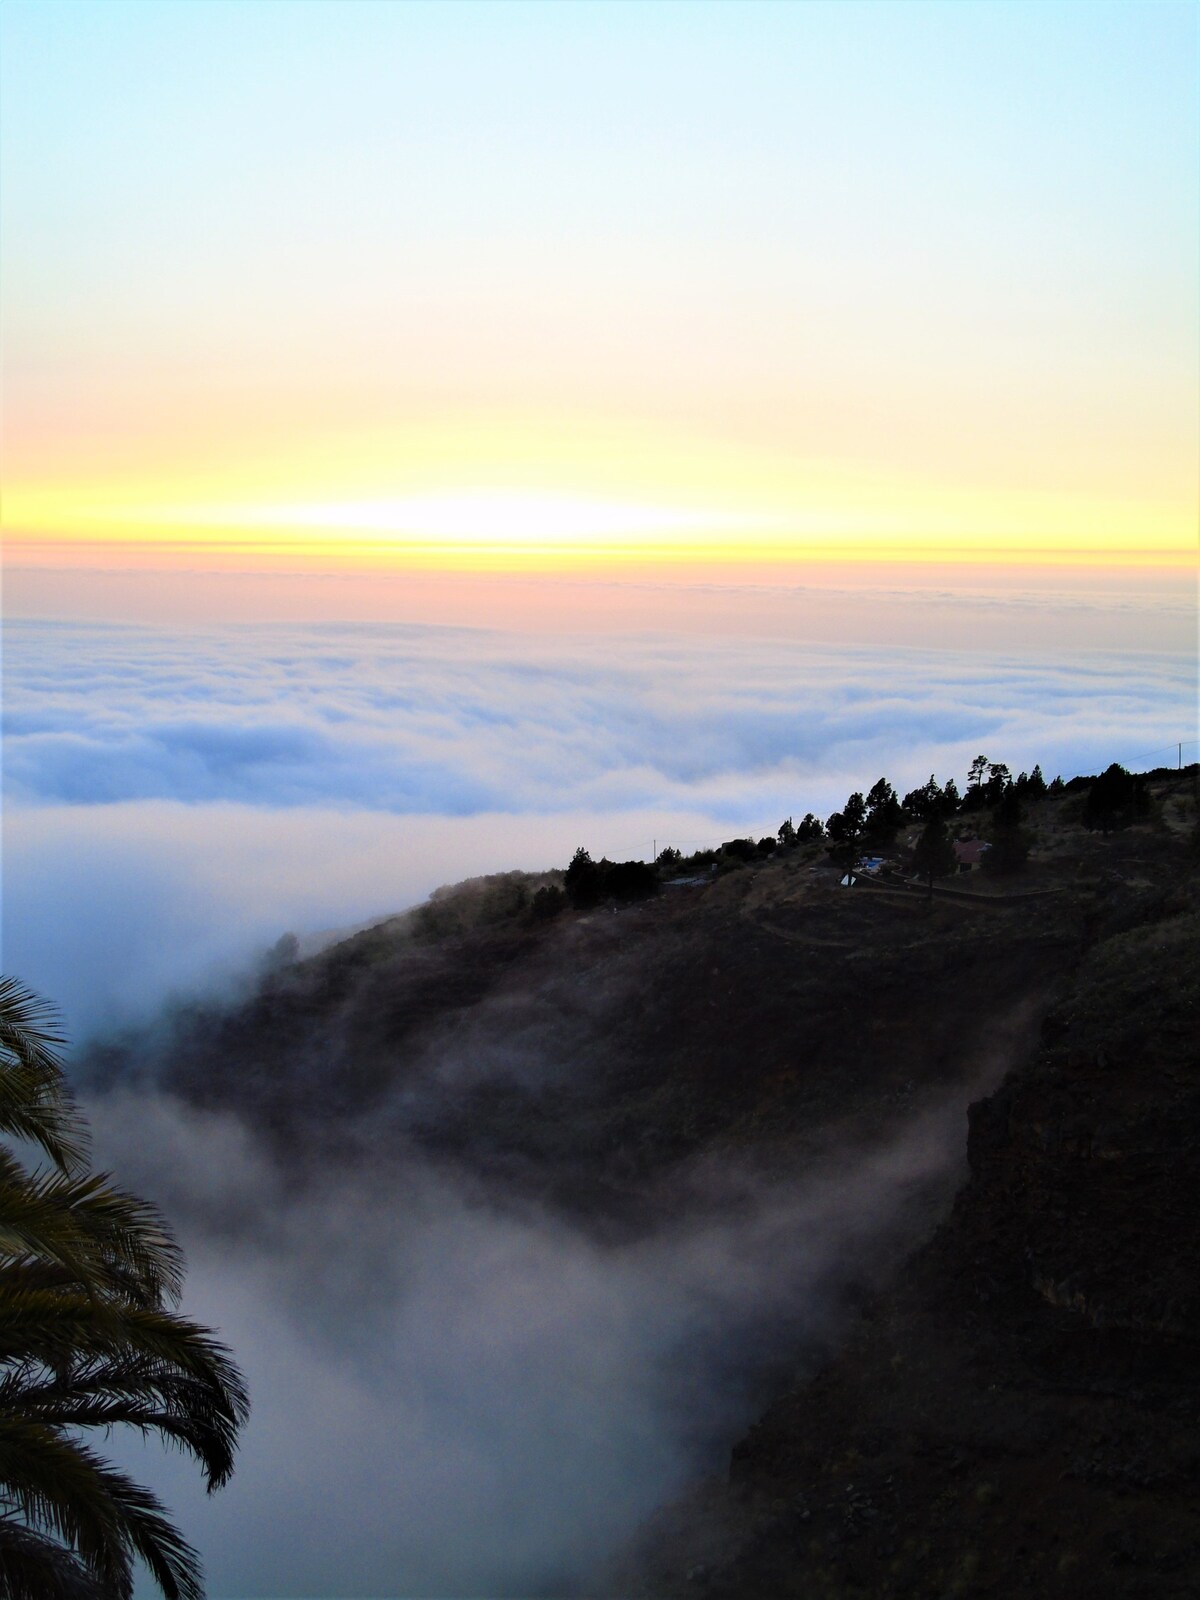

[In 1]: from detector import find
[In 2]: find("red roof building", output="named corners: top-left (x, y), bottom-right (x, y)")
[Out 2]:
top-left (953, 838), bottom-right (989, 869)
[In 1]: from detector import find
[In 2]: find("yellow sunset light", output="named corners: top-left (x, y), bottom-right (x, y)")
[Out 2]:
top-left (167, 492), bottom-right (760, 546)
top-left (6, 471), bottom-right (1193, 573)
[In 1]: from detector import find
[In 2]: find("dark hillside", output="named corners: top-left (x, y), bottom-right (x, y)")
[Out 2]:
top-left (629, 784), bottom-right (1200, 1598)
top-left (84, 849), bottom-right (1079, 1232)
top-left (78, 769), bottom-right (1199, 1594)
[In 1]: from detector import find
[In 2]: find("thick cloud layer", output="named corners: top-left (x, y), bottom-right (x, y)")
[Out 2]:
top-left (4, 607), bottom-right (1194, 1035)
top-left (5, 616), bottom-right (1193, 815)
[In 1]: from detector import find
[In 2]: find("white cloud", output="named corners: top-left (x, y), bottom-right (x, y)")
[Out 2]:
top-left (3, 611), bottom-right (1194, 1035)
top-left (5, 618), bottom-right (1192, 810)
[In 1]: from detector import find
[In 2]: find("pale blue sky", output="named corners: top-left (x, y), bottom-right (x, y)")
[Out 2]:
top-left (7, 1), bottom-right (1194, 341)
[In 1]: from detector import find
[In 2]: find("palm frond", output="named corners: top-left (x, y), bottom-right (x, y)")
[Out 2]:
top-left (0, 1430), bottom-right (206, 1600)
top-left (0, 980), bottom-right (68, 1077)
top-left (0, 980), bottom-right (87, 1175)
top-left (0, 974), bottom-right (248, 1597)
top-left (0, 1295), bottom-right (248, 1489)
top-left (4, 1352), bottom-right (246, 1486)
top-left (0, 1167), bottom-right (184, 1306)
top-left (89, 1467), bottom-right (205, 1600)
top-left (0, 1515), bottom-right (107, 1600)
top-left (0, 1423), bottom-right (135, 1596)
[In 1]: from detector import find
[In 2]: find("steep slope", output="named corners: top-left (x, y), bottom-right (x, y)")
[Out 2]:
top-left (632, 877), bottom-right (1200, 1597)
top-left (76, 776), bottom-right (1199, 1596)
top-left (83, 851), bottom-right (1079, 1234)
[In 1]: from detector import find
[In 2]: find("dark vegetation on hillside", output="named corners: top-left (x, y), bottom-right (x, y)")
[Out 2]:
top-left (75, 761), bottom-right (1199, 1598)
top-left (522, 757), bottom-right (1168, 917)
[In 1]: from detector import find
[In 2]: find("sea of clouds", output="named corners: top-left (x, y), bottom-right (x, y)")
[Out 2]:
top-left (4, 595), bottom-right (1194, 1038)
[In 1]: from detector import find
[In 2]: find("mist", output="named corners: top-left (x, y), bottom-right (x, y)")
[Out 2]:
top-left (63, 894), bottom-right (1050, 1600)
top-left (84, 1068), bottom-right (992, 1599)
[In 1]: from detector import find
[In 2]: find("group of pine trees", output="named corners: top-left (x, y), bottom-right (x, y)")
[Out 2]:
top-left (787, 757), bottom-right (1056, 886)
top-left (0, 979), bottom-right (248, 1599)
top-left (552, 756), bottom-right (1146, 914)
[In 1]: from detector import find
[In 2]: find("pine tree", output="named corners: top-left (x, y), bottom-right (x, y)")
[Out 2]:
top-left (912, 814), bottom-right (957, 901)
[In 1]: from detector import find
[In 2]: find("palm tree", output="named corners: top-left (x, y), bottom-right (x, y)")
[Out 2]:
top-left (0, 978), bottom-right (249, 1600)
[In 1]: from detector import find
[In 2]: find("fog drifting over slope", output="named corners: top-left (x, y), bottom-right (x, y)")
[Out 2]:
top-left (86, 1070), bottom-right (993, 1599)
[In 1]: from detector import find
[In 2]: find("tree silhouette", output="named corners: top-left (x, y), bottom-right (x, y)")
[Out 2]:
top-left (965, 754), bottom-right (991, 806)
top-left (0, 977), bottom-right (248, 1600)
top-left (564, 847), bottom-right (602, 908)
top-left (912, 814), bottom-right (957, 901)
top-left (902, 775), bottom-right (943, 821)
top-left (1084, 763), bottom-right (1146, 834)
top-left (864, 778), bottom-right (904, 845)
top-left (826, 792), bottom-right (867, 879)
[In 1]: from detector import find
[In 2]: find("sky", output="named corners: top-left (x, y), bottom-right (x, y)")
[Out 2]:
top-left (0, 4), bottom-right (1198, 1595)
top-left (2, 0), bottom-right (1197, 572)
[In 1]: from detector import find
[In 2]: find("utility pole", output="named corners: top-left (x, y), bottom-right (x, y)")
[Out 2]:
top-left (1180, 742), bottom-right (1183, 770)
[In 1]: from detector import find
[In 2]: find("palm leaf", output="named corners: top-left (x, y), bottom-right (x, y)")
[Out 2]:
top-left (3, 1351), bottom-right (246, 1487)
top-left (0, 1162), bottom-right (184, 1307)
top-left (0, 1423), bottom-right (135, 1595)
top-left (0, 975), bottom-right (247, 1596)
top-left (0, 980), bottom-right (87, 1174)
top-left (0, 1428), bottom-right (206, 1600)
top-left (0, 1516), bottom-right (107, 1599)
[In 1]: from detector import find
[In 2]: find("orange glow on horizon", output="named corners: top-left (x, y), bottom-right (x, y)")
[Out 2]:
top-left (4, 533), bottom-right (1194, 580)
top-left (6, 476), bottom-right (1197, 571)
top-left (6, 375), bottom-right (1197, 581)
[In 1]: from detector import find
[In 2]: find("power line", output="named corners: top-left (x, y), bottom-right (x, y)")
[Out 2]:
top-left (640, 738), bottom-right (1198, 861)
top-left (1121, 738), bottom-right (1197, 768)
